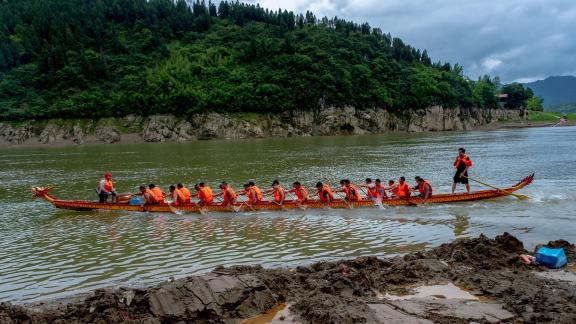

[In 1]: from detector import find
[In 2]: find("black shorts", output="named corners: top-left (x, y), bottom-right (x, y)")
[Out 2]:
top-left (453, 171), bottom-right (469, 184)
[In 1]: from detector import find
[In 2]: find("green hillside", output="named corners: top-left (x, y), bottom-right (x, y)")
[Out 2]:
top-left (1, 0), bottom-right (527, 120)
top-left (524, 76), bottom-right (576, 109)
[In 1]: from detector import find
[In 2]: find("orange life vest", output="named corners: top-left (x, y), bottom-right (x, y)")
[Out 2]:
top-left (366, 184), bottom-right (380, 198)
top-left (223, 187), bottom-right (237, 205)
top-left (318, 184), bottom-right (333, 201)
top-left (175, 189), bottom-right (186, 204)
top-left (295, 187), bottom-right (308, 201)
top-left (150, 187), bottom-right (164, 203)
top-left (454, 154), bottom-right (472, 168)
top-left (199, 186), bottom-right (214, 203)
top-left (346, 184), bottom-right (362, 201)
top-left (396, 183), bottom-right (410, 198)
top-left (247, 186), bottom-right (262, 204)
top-left (179, 187), bottom-right (191, 203)
top-left (418, 180), bottom-right (433, 195)
top-left (273, 186), bottom-right (285, 203)
top-left (98, 178), bottom-right (114, 193)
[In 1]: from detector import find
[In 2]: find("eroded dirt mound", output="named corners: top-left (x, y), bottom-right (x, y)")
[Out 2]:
top-left (2, 233), bottom-right (575, 323)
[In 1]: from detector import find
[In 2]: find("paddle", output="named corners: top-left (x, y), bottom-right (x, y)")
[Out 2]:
top-left (466, 176), bottom-right (530, 200)
top-left (287, 191), bottom-right (307, 210)
top-left (168, 203), bottom-right (185, 215)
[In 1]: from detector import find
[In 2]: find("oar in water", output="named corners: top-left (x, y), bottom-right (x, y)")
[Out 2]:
top-left (466, 176), bottom-right (530, 200)
top-left (168, 203), bottom-right (185, 215)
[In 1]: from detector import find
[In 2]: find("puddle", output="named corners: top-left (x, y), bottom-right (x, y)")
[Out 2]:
top-left (241, 303), bottom-right (300, 324)
top-left (384, 282), bottom-right (479, 301)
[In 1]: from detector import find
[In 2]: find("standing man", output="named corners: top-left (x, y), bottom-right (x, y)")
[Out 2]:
top-left (97, 172), bottom-right (117, 203)
top-left (452, 147), bottom-right (472, 194)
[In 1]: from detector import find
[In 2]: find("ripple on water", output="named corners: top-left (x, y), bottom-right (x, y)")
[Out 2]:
top-left (1, 127), bottom-right (576, 302)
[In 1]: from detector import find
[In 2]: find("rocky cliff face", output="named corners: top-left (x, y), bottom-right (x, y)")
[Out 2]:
top-left (0, 107), bottom-right (527, 146)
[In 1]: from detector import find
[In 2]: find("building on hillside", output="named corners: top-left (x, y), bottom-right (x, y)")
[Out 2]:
top-left (496, 93), bottom-right (508, 105)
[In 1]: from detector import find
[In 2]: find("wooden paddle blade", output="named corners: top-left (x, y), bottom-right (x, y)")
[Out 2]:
top-left (168, 205), bottom-right (184, 215)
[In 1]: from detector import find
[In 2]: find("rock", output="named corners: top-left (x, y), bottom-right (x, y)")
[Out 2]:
top-left (148, 274), bottom-right (275, 321)
top-left (95, 125), bottom-right (120, 144)
top-left (368, 304), bottom-right (433, 324)
top-left (389, 297), bottom-right (515, 323)
top-left (38, 124), bottom-right (59, 144)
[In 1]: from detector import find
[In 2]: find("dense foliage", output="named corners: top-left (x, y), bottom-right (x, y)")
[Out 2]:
top-left (0, 0), bottom-right (525, 120)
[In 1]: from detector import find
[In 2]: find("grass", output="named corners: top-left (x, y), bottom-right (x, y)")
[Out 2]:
top-left (527, 111), bottom-right (575, 122)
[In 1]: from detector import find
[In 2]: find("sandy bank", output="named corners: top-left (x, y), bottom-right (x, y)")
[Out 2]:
top-left (1, 233), bottom-right (575, 323)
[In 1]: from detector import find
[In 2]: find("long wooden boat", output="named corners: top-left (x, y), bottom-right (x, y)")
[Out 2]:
top-left (31, 174), bottom-right (534, 214)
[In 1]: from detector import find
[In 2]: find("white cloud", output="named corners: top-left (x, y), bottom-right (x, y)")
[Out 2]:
top-left (482, 58), bottom-right (503, 71)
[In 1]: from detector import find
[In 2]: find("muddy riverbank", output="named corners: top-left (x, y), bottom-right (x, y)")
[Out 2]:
top-left (1, 233), bottom-right (575, 323)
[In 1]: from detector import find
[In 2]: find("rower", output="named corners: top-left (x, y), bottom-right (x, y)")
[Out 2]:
top-left (335, 179), bottom-right (361, 201)
top-left (266, 180), bottom-right (286, 205)
top-left (215, 182), bottom-right (237, 206)
top-left (413, 176), bottom-right (433, 202)
top-left (290, 181), bottom-right (309, 204)
top-left (241, 182), bottom-right (262, 206)
top-left (193, 182), bottom-right (214, 206)
top-left (345, 180), bottom-right (362, 201)
top-left (97, 172), bottom-right (117, 203)
top-left (315, 182), bottom-right (333, 202)
top-left (452, 147), bottom-right (472, 194)
top-left (360, 178), bottom-right (380, 201)
top-left (396, 177), bottom-right (411, 198)
top-left (375, 179), bottom-right (388, 199)
top-left (384, 180), bottom-right (399, 198)
top-left (177, 183), bottom-right (191, 203)
top-left (169, 185), bottom-right (187, 205)
top-left (137, 183), bottom-right (164, 204)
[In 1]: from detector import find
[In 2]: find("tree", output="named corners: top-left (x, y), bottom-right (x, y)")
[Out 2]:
top-left (526, 96), bottom-right (544, 111)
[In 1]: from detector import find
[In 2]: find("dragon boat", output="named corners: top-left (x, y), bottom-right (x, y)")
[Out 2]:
top-left (31, 174), bottom-right (534, 213)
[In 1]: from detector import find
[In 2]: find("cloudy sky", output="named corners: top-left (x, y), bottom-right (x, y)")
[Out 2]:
top-left (243, 0), bottom-right (576, 83)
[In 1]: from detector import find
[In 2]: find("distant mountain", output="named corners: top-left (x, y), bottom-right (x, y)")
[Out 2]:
top-left (524, 76), bottom-right (576, 111)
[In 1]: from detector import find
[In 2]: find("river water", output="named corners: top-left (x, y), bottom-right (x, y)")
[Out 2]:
top-left (1, 126), bottom-right (575, 303)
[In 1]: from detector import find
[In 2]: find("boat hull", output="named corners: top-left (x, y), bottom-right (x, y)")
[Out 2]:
top-left (33, 174), bottom-right (534, 214)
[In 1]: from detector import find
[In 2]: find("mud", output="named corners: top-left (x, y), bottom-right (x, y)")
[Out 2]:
top-left (2, 233), bottom-right (575, 323)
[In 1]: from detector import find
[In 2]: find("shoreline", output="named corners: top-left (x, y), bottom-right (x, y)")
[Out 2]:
top-left (1, 120), bottom-right (564, 150)
top-left (0, 107), bottom-right (529, 149)
top-left (2, 233), bottom-right (575, 323)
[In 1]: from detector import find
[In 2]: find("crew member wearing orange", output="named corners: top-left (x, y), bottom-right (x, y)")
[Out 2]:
top-left (97, 172), bottom-right (117, 203)
top-left (413, 176), bottom-right (433, 202)
top-left (193, 183), bottom-right (214, 206)
top-left (266, 180), bottom-right (286, 205)
top-left (395, 177), bottom-right (411, 198)
top-left (137, 183), bottom-right (164, 204)
top-left (215, 182), bottom-right (238, 206)
top-left (452, 147), bottom-right (472, 193)
top-left (290, 181), bottom-right (309, 204)
top-left (240, 181), bottom-right (262, 206)
top-left (169, 185), bottom-right (187, 205)
top-left (360, 178), bottom-right (380, 201)
top-left (375, 179), bottom-right (387, 199)
top-left (177, 183), bottom-right (191, 204)
top-left (335, 179), bottom-right (361, 201)
top-left (385, 180), bottom-right (398, 198)
top-left (315, 182), bottom-right (333, 202)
